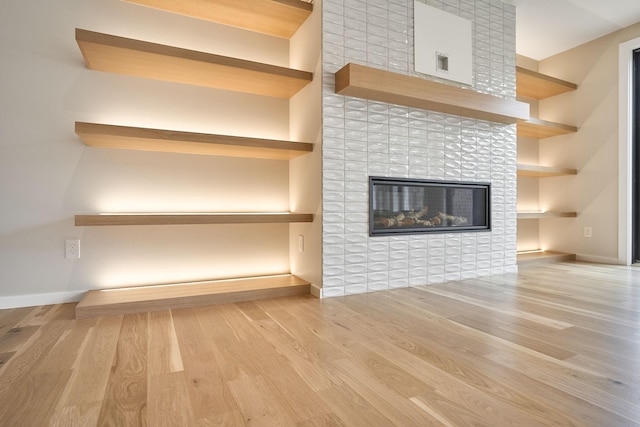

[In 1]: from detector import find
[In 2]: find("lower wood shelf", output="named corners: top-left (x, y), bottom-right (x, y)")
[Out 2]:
top-left (75, 212), bottom-right (314, 226)
top-left (517, 250), bottom-right (576, 266)
top-left (517, 164), bottom-right (577, 177)
top-left (517, 118), bottom-right (577, 139)
top-left (517, 212), bottom-right (577, 219)
top-left (75, 274), bottom-right (311, 319)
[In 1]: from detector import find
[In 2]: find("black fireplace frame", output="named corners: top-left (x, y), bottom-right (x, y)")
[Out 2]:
top-left (369, 177), bottom-right (491, 236)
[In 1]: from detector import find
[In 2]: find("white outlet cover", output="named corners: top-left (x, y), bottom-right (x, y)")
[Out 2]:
top-left (414, 1), bottom-right (473, 85)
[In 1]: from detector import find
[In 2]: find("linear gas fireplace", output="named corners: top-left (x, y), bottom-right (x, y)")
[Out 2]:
top-left (370, 177), bottom-right (491, 236)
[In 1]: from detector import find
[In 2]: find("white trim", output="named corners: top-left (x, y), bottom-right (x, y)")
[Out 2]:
top-left (0, 291), bottom-right (84, 309)
top-left (309, 283), bottom-right (322, 298)
top-left (619, 37), bottom-right (640, 266)
top-left (576, 254), bottom-right (623, 265)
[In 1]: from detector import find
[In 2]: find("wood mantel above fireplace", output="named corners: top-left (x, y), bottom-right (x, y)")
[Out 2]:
top-left (334, 63), bottom-right (529, 125)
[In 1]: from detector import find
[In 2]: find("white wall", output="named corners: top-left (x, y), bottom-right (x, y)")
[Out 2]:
top-left (514, 54), bottom-right (540, 251)
top-left (0, 0), bottom-right (297, 305)
top-left (537, 22), bottom-right (640, 263)
top-left (289, 0), bottom-right (323, 292)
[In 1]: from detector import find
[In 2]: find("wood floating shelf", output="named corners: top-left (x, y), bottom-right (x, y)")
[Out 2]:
top-left (75, 28), bottom-right (313, 98)
top-left (75, 122), bottom-right (313, 160)
top-left (517, 212), bottom-right (577, 219)
top-left (516, 66), bottom-right (577, 100)
top-left (75, 213), bottom-right (314, 227)
top-left (517, 118), bottom-right (577, 139)
top-left (517, 250), bottom-right (576, 266)
top-left (75, 274), bottom-right (310, 319)
top-left (124, 0), bottom-right (313, 39)
top-left (334, 63), bottom-right (529, 125)
top-left (517, 164), bottom-right (577, 178)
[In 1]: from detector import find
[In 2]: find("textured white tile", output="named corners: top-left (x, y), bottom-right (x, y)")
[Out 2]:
top-left (322, 286), bottom-right (345, 298)
top-left (368, 280), bottom-right (389, 291)
top-left (345, 284), bottom-right (368, 294)
top-left (322, 0), bottom-right (516, 295)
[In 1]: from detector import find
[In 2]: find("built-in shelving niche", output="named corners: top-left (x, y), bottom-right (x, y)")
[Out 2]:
top-left (516, 66), bottom-right (579, 265)
top-left (74, 1), bottom-right (318, 317)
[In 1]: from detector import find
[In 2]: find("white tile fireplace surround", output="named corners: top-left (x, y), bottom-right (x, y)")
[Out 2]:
top-left (321, 0), bottom-right (518, 297)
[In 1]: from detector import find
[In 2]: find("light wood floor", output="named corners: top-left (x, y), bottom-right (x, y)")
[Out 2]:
top-left (1, 262), bottom-right (639, 426)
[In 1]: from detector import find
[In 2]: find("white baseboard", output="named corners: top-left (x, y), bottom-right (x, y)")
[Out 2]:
top-left (0, 291), bottom-right (85, 309)
top-left (575, 254), bottom-right (623, 265)
top-left (309, 283), bottom-right (322, 298)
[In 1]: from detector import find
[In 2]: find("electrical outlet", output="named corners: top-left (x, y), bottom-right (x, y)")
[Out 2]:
top-left (65, 239), bottom-right (80, 259)
top-left (583, 226), bottom-right (592, 238)
top-left (298, 235), bottom-right (304, 253)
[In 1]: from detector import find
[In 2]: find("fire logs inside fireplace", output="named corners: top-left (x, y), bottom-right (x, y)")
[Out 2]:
top-left (376, 209), bottom-right (469, 229)
top-left (370, 177), bottom-right (490, 236)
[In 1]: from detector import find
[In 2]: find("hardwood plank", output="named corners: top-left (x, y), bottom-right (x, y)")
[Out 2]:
top-left (324, 358), bottom-right (443, 425)
top-left (0, 306), bottom-right (36, 337)
top-left (335, 63), bottom-right (530, 124)
top-left (261, 366), bottom-right (335, 424)
top-left (34, 317), bottom-right (97, 375)
top-left (76, 122), bottom-right (314, 160)
top-left (296, 412), bottom-right (347, 427)
top-left (172, 307), bottom-right (239, 419)
top-left (148, 372), bottom-right (196, 426)
top-left (75, 212), bottom-right (314, 227)
top-left (0, 325), bottom-right (40, 353)
top-left (147, 310), bottom-right (183, 376)
top-left (196, 411), bottom-right (246, 427)
top-left (76, 28), bottom-right (313, 98)
top-left (0, 262), bottom-right (638, 425)
top-left (50, 402), bottom-right (102, 427)
top-left (411, 391), bottom-right (524, 427)
top-left (0, 304), bottom-right (75, 402)
top-left (485, 349), bottom-right (640, 423)
top-left (125, 0), bottom-right (313, 39)
top-left (55, 316), bottom-right (122, 408)
top-left (0, 370), bottom-right (73, 426)
top-left (317, 384), bottom-right (397, 427)
top-left (97, 313), bottom-right (148, 426)
top-left (369, 337), bottom-right (609, 426)
top-left (0, 352), bottom-right (15, 372)
top-left (253, 317), bottom-right (341, 392)
top-left (227, 374), bottom-right (297, 426)
top-left (15, 304), bottom-right (57, 327)
top-left (450, 314), bottom-right (577, 360)
top-left (417, 285), bottom-right (574, 330)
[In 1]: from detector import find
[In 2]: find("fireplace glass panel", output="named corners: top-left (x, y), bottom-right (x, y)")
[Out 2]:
top-left (370, 177), bottom-right (490, 235)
